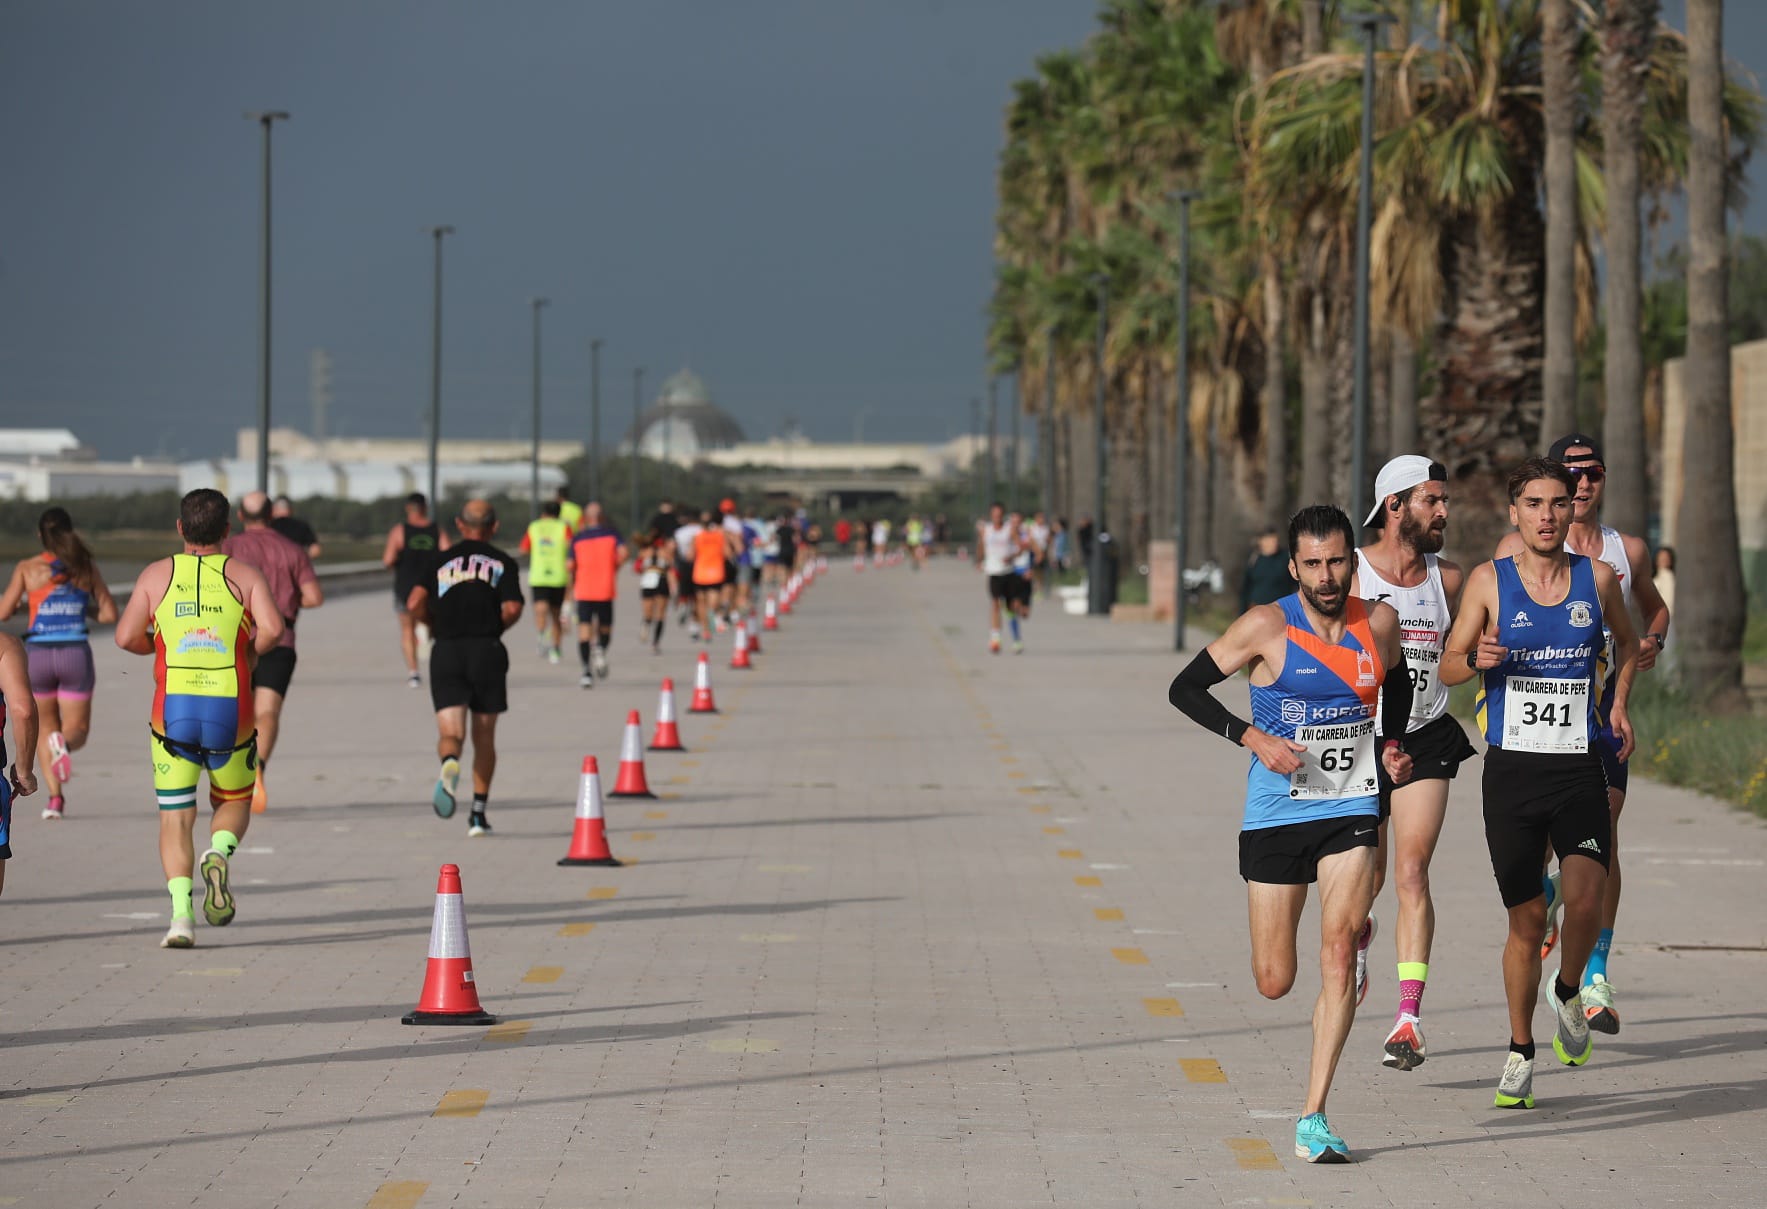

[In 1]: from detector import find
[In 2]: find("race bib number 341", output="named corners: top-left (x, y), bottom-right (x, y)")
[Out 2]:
top-left (1289, 718), bottom-right (1377, 800)
top-left (1503, 677), bottom-right (1589, 754)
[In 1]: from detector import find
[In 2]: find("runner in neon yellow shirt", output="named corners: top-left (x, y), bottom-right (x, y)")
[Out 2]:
top-left (521, 501), bottom-right (573, 662)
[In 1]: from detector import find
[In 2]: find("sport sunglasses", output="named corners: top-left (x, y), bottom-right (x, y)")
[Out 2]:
top-left (1566, 465), bottom-right (1606, 483)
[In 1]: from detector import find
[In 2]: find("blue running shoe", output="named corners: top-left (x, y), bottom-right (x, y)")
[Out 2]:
top-left (433, 756), bottom-right (460, 819)
top-left (1294, 1113), bottom-right (1351, 1163)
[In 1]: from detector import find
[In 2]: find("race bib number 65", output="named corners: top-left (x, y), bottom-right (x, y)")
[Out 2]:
top-left (1289, 718), bottom-right (1377, 800)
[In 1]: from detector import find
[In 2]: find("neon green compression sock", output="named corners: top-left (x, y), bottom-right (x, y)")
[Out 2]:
top-left (209, 830), bottom-right (239, 858)
top-left (168, 877), bottom-right (194, 920)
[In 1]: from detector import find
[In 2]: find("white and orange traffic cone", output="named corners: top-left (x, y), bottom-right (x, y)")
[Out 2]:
top-left (762, 596), bottom-right (780, 631)
top-left (730, 617), bottom-right (753, 669)
top-left (689, 652), bottom-right (719, 714)
top-left (609, 709), bottom-right (657, 799)
top-left (558, 756), bottom-right (621, 866)
top-left (649, 679), bottom-right (686, 751)
top-left (746, 612), bottom-right (762, 655)
top-left (402, 864), bottom-right (498, 1026)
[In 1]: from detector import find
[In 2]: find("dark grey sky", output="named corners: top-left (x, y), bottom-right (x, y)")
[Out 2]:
top-left (1, 1), bottom-right (1098, 459)
top-left (3, 2), bottom-right (1761, 462)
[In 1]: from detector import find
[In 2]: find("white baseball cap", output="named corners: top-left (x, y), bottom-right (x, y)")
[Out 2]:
top-left (1364, 454), bottom-right (1447, 527)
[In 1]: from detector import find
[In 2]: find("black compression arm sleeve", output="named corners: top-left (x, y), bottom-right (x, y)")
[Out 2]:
top-left (1380, 647), bottom-right (1413, 744)
top-left (1168, 649), bottom-right (1251, 745)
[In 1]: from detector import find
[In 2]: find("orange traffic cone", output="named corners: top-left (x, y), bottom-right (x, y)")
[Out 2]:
top-left (402, 864), bottom-right (498, 1026)
top-left (609, 710), bottom-right (657, 799)
top-left (558, 756), bottom-right (622, 866)
top-left (747, 612), bottom-right (762, 655)
top-left (762, 596), bottom-right (780, 631)
top-left (649, 679), bottom-right (686, 751)
top-left (689, 652), bottom-right (719, 714)
top-left (730, 617), bottom-right (752, 669)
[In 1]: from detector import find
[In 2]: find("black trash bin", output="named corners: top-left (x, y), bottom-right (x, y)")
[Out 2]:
top-left (1088, 531), bottom-right (1119, 614)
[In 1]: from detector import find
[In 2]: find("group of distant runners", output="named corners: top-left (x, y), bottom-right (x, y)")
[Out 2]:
top-left (1170, 434), bottom-right (1668, 1162)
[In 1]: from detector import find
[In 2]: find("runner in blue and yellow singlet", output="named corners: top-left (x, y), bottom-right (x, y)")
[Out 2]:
top-left (1169, 505), bottom-right (1413, 1164)
top-left (115, 489), bottom-right (283, 950)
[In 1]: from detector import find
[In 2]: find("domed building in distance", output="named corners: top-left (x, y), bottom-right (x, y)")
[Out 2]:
top-left (625, 368), bottom-right (746, 460)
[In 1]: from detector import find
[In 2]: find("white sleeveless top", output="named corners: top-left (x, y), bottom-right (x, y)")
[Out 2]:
top-left (980, 523), bottom-right (1015, 575)
top-left (1595, 526), bottom-right (1634, 613)
top-left (1357, 551), bottom-right (1451, 733)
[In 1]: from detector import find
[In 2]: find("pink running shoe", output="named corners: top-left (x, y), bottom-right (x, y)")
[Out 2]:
top-left (48, 731), bottom-right (73, 783)
top-left (41, 795), bottom-right (65, 821)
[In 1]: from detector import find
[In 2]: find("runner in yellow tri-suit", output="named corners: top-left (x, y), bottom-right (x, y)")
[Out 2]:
top-left (115, 489), bottom-right (282, 950)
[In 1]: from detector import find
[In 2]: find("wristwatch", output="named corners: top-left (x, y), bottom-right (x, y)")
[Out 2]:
top-left (1643, 633), bottom-right (1665, 649)
top-left (1465, 650), bottom-right (1479, 670)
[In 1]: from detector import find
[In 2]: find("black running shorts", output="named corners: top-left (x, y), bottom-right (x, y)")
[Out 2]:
top-left (576, 600), bottom-right (614, 630)
top-left (531, 585), bottom-right (566, 609)
top-left (988, 573), bottom-right (1016, 602)
top-left (1239, 814), bottom-right (1378, 884)
top-left (251, 646), bottom-right (298, 697)
top-left (1482, 747), bottom-right (1611, 908)
top-left (1378, 713), bottom-right (1477, 818)
top-left (429, 638), bottom-right (509, 715)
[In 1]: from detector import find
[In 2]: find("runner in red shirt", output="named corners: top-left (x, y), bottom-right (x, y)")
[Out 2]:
top-left (567, 503), bottom-right (629, 687)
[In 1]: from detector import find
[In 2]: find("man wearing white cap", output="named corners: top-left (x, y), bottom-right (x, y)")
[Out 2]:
top-left (1494, 434), bottom-right (1669, 1036)
top-left (1352, 455), bottom-right (1474, 1073)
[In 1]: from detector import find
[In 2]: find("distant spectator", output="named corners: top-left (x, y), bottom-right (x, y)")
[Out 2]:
top-left (1050, 517), bottom-right (1071, 573)
top-left (1239, 527), bottom-right (1291, 611)
top-left (1076, 516), bottom-right (1095, 563)
top-left (270, 497), bottom-right (322, 561)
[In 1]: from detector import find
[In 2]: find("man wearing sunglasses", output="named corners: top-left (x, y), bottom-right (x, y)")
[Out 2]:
top-left (1494, 433), bottom-right (1670, 1035)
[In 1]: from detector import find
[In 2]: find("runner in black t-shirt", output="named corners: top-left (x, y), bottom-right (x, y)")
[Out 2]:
top-left (382, 493), bottom-right (450, 688)
top-left (405, 499), bottom-right (522, 838)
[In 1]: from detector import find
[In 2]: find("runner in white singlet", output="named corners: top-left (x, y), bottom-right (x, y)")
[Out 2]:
top-left (975, 503), bottom-right (1023, 654)
top-left (1352, 455), bottom-right (1472, 1072)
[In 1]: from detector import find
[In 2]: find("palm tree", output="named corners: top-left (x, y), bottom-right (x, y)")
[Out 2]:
top-left (1599, 0), bottom-right (1658, 536)
top-left (1541, 0), bottom-right (1582, 440)
top-left (1676, 0), bottom-right (1746, 711)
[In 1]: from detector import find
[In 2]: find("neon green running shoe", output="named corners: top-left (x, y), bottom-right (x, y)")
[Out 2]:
top-left (1494, 1051), bottom-right (1535, 1109)
top-left (1549, 971), bottom-right (1593, 1066)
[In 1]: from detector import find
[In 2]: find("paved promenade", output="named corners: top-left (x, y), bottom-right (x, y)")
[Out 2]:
top-left (3, 556), bottom-right (1765, 1208)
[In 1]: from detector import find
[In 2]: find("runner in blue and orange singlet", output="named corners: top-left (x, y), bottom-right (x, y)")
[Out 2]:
top-left (1169, 505), bottom-right (1413, 1164)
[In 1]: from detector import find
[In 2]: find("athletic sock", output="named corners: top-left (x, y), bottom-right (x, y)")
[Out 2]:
top-left (989, 629), bottom-right (1001, 643)
top-left (1397, 961), bottom-right (1428, 1018)
top-left (1509, 1039), bottom-right (1535, 1061)
top-left (1585, 928), bottom-right (1614, 983)
top-left (578, 641), bottom-right (592, 668)
top-left (168, 876), bottom-right (194, 920)
top-left (471, 794), bottom-right (488, 815)
top-left (1554, 975), bottom-right (1581, 1005)
top-left (209, 829), bottom-right (240, 859)
top-left (1008, 616), bottom-right (1021, 641)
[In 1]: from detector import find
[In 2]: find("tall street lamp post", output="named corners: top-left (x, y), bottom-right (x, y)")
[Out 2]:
top-left (245, 110), bottom-right (289, 495)
top-left (1173, 191), bottom-right (1197, 651)
top-left (424, 225), bottom-right (453, 509)
top-left (631, 367), bottom-right (645, 534)
top-left (1088, 274), bottom-right (1109, 616)
top-left (529, 297), bottom-right (549, 520)
top-left (587, 337), bottom-right (602, 504)
top-left (1348, 13), bottom-right (1392, 528)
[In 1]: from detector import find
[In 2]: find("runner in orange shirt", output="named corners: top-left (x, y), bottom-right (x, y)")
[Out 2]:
top-left (691, 508), bottom-right (739, 644)
top-left (567, 502), bottom-right (628, 687)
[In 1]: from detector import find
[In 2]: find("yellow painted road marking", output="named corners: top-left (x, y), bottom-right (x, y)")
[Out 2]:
top-left (1000, 755), bottom-right (1018, 765)
top-left (522, 966), bottom-right (563, 984)
top-left (1095, 908), bottom-right (1124, 922)
top-left (587, 887), bottom-right (618, 899)
top-left (644, 810), bottom-right (668, 819)
top-left (434, 1089), bottom-right (488, 1118)
top-left (1144, 997), bottom-right (1184, 1017)
top-left (1180, 1058), bottom-right (1226, 1083)
top-left (668, 775), bottom-right (691, 784)
top-left (1226, 1138), bottom-right (1281, 1170)
top-left (1113, 947), bottom-right (1149, 965)
top-left (16, 1094), bottom-right (77, 1107)
top-left (1057, 849), bottom-right (1083, 860)
top-left (1074, 876), bottom-right (1102, 888)
top-left (366, 1181), bottom-right (429, 1209)
top-left (1029, 804), bottom-right (1052, 814)
top-left (629, 832), bottom-right (656, 841)
top-left (486, 1020), bottom-right (532, 1043)
top-left (1016, 786), bottom-right (1045, 795)
top-left (660, 793), bottom-right (683, 801)
top-left (558, 922), bottom-right (596, 937)
top-left (682, 760), bottom-right (701, 767)
top-left (1007, 771), bottom-right (1026, 780)
top-left (707, 1038), bottom-right (779, 1053)
top-left (1043, 826), bottom-right (1066, 835)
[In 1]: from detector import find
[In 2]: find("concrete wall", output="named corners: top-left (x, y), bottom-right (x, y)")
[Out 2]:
top-left (1660, 337), bottom-right (1767, 595)
top-left (0, 460), bottom-right (179, 501)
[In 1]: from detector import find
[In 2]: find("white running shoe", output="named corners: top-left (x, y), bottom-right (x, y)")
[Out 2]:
top-left (1494, 1051), bottom-right (1534, 1109)
top-left (160, 917), bottom-right (195, 949)
top-left (1382, 1013), bottom-right (1426, 1071)
top-left (1549, 970), bottom-right (1593, 1065)
top-left (1354, 916), bottom-right (1377, 1006)
top-left (1582, 973), bottom-right (1621, 1035)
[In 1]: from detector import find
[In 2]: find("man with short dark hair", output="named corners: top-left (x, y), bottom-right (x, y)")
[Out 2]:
top-left (382, 493), bottom-right (450, 689)
top-left (1168, 504), bottom-right (1413, 1163)
top-left (1495, 434), bottom-right (1670, 1034)
top-left (222, 491), bottom-right (323, 813)
top-left (115, 488), bottom-right (284, 948)
top-left (1445, 457), bottom-right (1637, 1109)
top-left (406, 500), bottom-right (522, 838)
